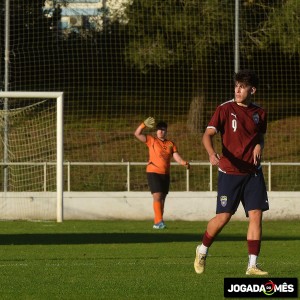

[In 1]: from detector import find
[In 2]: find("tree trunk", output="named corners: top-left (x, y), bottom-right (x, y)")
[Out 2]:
top-left (187, 93), bottom-right (205, 135)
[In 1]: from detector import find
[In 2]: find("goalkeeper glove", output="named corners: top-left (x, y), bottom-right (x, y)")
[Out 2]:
top-left (143, 117), bottom-right (155, 128)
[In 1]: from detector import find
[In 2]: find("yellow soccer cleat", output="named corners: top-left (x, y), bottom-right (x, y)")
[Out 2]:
top-left (246, 265), bottom-right (268, 276)
top-left (194, 248), bottom-right (206, 274)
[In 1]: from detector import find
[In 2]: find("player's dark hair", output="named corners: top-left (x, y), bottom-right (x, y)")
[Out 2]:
top-left (156, 121), bottom-right (168, 130)
top-left (234, 69), bottom-right (259, 88)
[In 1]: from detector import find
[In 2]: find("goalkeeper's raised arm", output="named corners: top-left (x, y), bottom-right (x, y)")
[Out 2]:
top-left (134, 117), bottom-right (155, 143)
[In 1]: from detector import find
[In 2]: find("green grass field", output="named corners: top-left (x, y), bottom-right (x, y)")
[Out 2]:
top-left (0, 220), bottom-right (299, 299)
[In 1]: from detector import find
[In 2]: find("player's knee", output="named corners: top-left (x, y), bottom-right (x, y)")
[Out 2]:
top-left (248, 209), bottom-right (262, 221)
top-left (215, 213), bottom-right (231, 227)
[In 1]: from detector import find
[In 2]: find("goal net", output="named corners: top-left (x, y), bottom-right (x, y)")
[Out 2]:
top-left (1, 1), bottom-right (300, 193)
top-left (0, 92), bottom-right (63, 222)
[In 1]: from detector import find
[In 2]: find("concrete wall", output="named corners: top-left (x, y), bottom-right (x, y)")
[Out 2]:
top-left (0, 192), bottom-right (299, 221)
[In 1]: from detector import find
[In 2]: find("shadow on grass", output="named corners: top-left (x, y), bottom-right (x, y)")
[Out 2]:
top-left (0, 233), bottom-right (298, 245)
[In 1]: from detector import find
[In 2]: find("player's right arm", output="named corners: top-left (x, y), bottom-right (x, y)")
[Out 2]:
top-left (202, 127), bottom-right (220, 166)
top-left (134, 117), bottom-right (155, 143)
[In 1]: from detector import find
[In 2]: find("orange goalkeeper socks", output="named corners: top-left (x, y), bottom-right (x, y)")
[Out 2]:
top-left (153, 201), bottom-right (163, 224)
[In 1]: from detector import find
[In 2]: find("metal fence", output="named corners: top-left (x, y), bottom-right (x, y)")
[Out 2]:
top-left (2, 162), bottom-right (300, 192)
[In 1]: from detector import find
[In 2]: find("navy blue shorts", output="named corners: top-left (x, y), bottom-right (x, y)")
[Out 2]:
top-left (147, 172), bottom-right (170, 194)
top-left (216, 170), bottom-right (269, 217)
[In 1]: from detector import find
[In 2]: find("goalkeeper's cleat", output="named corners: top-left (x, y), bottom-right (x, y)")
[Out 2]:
top-left (153, 221), bottom-right (166, 229)
top-left (246, 265), bottom-right (268, 276)
top-left (194, 247), bottom-right (206, 274)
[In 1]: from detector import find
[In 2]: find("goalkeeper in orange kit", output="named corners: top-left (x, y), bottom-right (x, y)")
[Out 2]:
top-left (134, 117), bottom-right (190, 229)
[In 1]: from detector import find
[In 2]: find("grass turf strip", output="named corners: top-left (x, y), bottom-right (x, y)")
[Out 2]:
top-left (0, 220), bottom-right (299, 299)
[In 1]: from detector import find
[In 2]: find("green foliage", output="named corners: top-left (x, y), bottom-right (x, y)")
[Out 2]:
top-left (239, 0), bottom-right (300, 56)
top-left (125, 34), bottom-right (175, 72)
top-left (124, 0), bottom-right (234, 72)
top-left (266, 0), bottom-right (300, 55)
top-left (124, 0), bottom-right (300, 71)
top-left (0, 220), bottom-right (299, 299)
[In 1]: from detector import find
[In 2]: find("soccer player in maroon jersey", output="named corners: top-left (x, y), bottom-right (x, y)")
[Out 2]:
top-left (194, 70), bottom-right (269, 276)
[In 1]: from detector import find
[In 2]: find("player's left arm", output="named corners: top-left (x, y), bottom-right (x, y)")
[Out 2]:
top-left (173, 152), bottom-right (190, 169)
top-left (253, 133), bottom-right (265, 166)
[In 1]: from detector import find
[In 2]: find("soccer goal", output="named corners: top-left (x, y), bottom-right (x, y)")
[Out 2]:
top-left (0, 91), bottom-right (63, 222)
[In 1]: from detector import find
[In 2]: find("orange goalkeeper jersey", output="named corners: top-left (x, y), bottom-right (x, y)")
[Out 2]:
top-left (145, 135), bottom-right (178, 174)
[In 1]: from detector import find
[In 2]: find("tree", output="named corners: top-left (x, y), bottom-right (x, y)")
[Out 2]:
top-left (265, 0), bottom-right (300, 55)
top-left (123, 0), bottom-right (235, 133)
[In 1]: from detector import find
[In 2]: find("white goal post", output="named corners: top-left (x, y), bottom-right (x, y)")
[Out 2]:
top-left (0, 91), bottom-right (64, 222)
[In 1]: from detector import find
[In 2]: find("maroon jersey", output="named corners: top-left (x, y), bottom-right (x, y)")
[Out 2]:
top-left (208, 99), bottom-right (267, 175)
